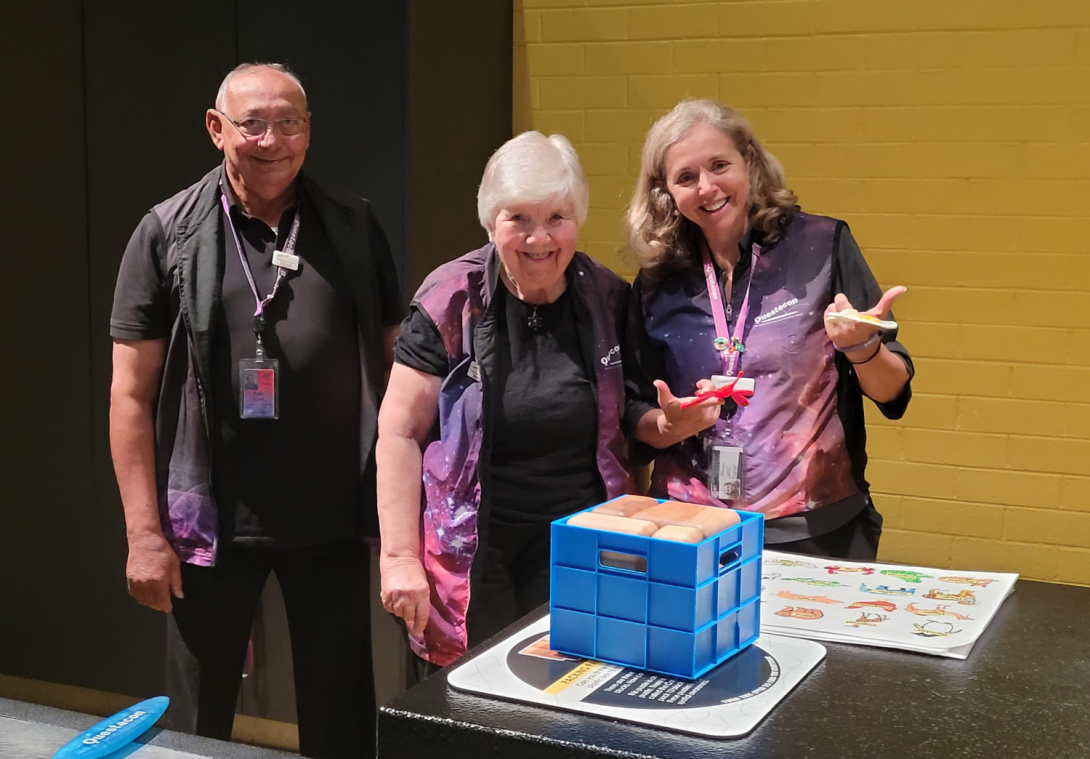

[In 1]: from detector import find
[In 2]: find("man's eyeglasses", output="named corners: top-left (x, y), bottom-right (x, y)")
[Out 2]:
top-left (217, 111), bottom-right (308, 138)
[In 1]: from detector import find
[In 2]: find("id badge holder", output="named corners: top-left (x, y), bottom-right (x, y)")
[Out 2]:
top-left (704, 425), bottom-right (744, 502)
top-left (239, 357), bottom-right (279, 419)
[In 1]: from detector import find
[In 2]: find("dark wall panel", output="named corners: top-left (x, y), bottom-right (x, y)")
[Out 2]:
top-left (0, 1), bottom-right (96, 687)
top-left (239, 1), bottom-right (409, 296)
top-left (407, 0), bottom-right (512, 295)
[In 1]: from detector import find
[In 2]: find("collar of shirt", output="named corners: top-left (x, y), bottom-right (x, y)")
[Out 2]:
top-left (218, 163), bottom-right (303, 232)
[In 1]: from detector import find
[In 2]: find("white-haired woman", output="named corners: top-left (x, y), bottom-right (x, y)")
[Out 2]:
top-left (376, 131), bottom-right (719, 669)
top-left (626, 100), bottom-right (914, 560)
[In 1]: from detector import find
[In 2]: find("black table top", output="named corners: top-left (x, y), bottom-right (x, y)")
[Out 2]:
top-left (378, 580), bottom-right (1090, 759)
top-left (0, 696), bottom-right (295, 759)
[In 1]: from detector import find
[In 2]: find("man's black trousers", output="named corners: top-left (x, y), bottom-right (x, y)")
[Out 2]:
top-left (165, 540), bottom-right (375, 758)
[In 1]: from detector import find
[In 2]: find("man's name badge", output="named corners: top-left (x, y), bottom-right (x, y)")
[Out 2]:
top-left (240, 358), bottom-right (279, 419)
top-left (271, 250), bottom-right (300, 271)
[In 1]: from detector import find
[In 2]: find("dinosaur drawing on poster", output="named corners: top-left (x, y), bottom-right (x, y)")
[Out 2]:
top-left (775, 590), bottom-right (843, 604)
top-left (905, 602), bottom-right (973, 620)
top-left (774, 606), bottom-right (824, 620)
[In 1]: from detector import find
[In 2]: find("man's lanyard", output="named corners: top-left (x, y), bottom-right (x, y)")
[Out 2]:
top-left (701, 237), bottom-right (761, 377)
top-left (219, 185), bottom-right (300, 337)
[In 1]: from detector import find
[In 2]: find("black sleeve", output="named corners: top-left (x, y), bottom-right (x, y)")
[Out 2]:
top-left (622, 274), bottom-right (664, 465)
top-left (833, 224), bottom-right (914, 419)
top-left (365, 202), bottom-right (406, 327)
top-left (110, 211), bottom-right (171, 341)
top-left (393, 305), bottom-right (449, 377)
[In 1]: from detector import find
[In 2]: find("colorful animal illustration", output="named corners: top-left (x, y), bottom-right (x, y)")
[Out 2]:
top-left (774, 606), bottom-right (824, 620)
top-left (845, 599), bottom-right (898, 612)
top-left (880, 570), bottom-right (932, 584)
top-left (783, 578), bottom-right (845, 587)
top-left (762, 572), bottom-right (782, 582)
top-left (905, 602), bottom-right (973, 621)
top-left (845, 612), bottom-right (888, 628)
top-left (912, 621), bottom-right (963, 638)
top-left (937, 576), bottom-right (994, 588)
top-left (859, 583), bottom-right (915, 596)
top-left (825, 565), bottom-right (874, 575)
top-left (923, 588), bottom-right (978, 605)
top-left (775, 590), bottom-right (843, 604)
top-left (767, 559), bottom-right (818, 568)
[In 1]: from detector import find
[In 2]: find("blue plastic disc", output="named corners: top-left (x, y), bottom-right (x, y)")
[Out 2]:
top-left (53, 696), bottom-right (169, 758)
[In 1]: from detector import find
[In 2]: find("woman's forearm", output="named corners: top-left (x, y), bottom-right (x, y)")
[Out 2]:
top-left (376, 433), bottom-right (425, 561)
top-left (847, 343), bottom-right (910, 404)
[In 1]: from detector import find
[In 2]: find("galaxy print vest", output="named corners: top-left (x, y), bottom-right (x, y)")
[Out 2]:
top-left (641, 213), bottom-right (860, 521)
top-left (411, 244), bottom-right (632, 665)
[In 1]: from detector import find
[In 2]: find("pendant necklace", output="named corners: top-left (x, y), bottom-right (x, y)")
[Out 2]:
top-left (527, 305), bottom-right (543, 332)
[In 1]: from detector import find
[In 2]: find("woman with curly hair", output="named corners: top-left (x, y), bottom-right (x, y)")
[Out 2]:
top-left (625, 100), bottom-right (914, 560)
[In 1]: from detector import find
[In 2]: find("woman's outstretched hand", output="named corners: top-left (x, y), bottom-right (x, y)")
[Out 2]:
top-left (655, 378), bottom-right (722, 444)
top-left (824, 285), bottom-right (906, 351)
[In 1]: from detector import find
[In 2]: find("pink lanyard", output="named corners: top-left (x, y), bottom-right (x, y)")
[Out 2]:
top-left (701, 237), bottom-right (761, 376)
top-left (219, 186), bottom-right (300, 328)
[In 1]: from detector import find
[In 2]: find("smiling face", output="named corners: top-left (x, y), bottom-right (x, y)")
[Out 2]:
top-left (206, 67), bottom-right (310, 201)
top-left (663, 122), bottom-right (751, 256)
top-left (491, 199), bottom-right (579, 304)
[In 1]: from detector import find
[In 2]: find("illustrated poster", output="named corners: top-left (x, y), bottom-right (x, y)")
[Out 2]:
top-left (760, 550), bottom-right (1018, 659)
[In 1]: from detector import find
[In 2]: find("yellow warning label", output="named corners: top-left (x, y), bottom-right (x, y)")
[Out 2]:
top-left (544, 661), bottom-right (601, 694)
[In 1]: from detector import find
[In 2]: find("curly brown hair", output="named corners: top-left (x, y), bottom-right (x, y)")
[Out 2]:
top-left (625, 100), bottom-right (798, 280)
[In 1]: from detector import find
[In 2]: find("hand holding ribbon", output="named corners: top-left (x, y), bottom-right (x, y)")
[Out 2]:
top-left (654, 378), bottom-right (722, 442)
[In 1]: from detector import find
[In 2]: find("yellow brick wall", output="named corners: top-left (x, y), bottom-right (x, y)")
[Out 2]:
top-left (514, 0), bottom-right (1090, 584)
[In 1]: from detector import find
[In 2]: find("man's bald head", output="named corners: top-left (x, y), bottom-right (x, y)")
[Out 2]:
top-left (207, 62), bottom-right (311, 213)
top-left (215, 63), bottom-right (306, 112)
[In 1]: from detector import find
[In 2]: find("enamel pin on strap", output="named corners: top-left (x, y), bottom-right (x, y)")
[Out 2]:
top-left (701, 238), bottom-right (761, 377)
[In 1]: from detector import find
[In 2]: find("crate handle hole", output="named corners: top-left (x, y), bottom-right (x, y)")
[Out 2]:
top-left (719, 548), bottom-right (740, 570)
top-left (599, 550), bottom-right (647, 573)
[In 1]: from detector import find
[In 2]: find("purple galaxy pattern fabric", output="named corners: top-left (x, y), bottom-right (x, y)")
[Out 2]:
top-left (642, 213), bottom-right (859, 519)
top-left (155, 346), bottom-right (219, 566)
top-left (410, 245), bottom-right (632, 665)
top-left (163, 484), bottom-right (217, 566)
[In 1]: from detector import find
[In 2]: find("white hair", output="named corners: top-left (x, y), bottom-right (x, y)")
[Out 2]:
top-left (477, 131), bottom-right (589, 234)
top-left (215, 62), bottom-right (307, 111)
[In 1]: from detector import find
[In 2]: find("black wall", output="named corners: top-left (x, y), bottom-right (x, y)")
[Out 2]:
top-left (0, 1), bottom-right (509, 700)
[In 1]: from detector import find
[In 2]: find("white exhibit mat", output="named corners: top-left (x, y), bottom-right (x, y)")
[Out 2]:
top-left (760, 551), bottom-right (1018, 659)
top-left (447, 615), bottom-right (825, 738)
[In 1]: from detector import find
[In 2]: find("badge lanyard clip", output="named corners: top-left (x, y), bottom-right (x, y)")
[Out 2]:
top-left (220, 185), bottom-right (300, 419)
top-left (700, 238), bottom-right (761, 503)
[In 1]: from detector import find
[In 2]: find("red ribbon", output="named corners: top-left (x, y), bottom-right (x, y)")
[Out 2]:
top-left (677, 371), bottom-right (753, 409)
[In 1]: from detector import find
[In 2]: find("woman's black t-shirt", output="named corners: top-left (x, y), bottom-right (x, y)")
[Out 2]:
top-left (395, 285), bottom-right (603, 535)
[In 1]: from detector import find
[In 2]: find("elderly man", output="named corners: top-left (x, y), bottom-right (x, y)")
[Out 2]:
top-left (109, 62), bottom-right (402, 758)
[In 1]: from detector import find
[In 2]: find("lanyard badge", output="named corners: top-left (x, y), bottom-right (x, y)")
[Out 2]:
top-left (700, 238), bottom-right (761, 502)
top-left (221, 186), bottom-right (301, 420)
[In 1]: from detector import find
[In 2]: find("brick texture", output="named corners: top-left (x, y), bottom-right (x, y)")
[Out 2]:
top-left (513, 0), bottom-right (1090, 585)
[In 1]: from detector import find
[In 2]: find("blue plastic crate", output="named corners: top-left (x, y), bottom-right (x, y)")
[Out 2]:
top-left (549, 497), bottom-right (764, 679)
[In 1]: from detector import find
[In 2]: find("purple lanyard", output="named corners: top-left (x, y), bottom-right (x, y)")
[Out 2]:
top-left (219, 186), bottom-right (300, 321)
top-left (701, 237), bottom-right (761, 376)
